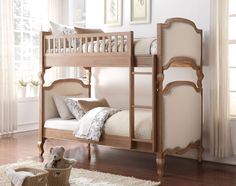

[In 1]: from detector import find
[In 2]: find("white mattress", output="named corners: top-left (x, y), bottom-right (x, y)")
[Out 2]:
top-left (44, 110), bottom-right (152, 140)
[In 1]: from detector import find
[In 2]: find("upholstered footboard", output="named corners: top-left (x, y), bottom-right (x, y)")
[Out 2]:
top-left (156, 18), bottom-right (203, 177)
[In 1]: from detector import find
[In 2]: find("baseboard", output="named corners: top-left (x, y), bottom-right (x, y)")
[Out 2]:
top-left (16, 122), bottom-right (38, 133)
top-left (203, 151), bottom-right (236, 165)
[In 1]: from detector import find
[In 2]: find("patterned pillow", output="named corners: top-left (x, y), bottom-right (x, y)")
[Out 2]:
top-left (65, 98), bottom-right (85, 120)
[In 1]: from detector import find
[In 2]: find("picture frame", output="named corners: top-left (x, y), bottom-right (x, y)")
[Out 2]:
top-left (104, 0), bottom-right (122, 26)
top-left (130, 0), bottom-right (151, 24)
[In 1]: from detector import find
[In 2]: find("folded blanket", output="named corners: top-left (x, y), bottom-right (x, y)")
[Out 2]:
top-left (5, 168), bottom-right (34, 186)
top-left (74, 107), bottom-right (119, 141)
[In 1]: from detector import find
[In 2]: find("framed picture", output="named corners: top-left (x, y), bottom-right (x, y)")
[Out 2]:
top-left (130, 0), bottom-right (151, 24)
top-left (104, 0), bottom-right (122, 26)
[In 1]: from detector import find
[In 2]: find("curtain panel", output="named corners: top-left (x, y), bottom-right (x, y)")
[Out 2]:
top-left (0, 0), bottom-right (17, 134)
top-left (209, 0), bottom-right (232, 157)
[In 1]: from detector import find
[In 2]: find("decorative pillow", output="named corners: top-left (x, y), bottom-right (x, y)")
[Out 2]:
top-left (78, 98), bottom-right (110, 113)
top-left (50, 21), bottom-right (75, 48)
top-left (50, 21), bottom-right (75, 36)
top-left (74, 27), bottom-right (104, 34)
top-left (74, 27), bottom-right (104, 42)
top-left (64, 98), bottom-right (85, 120)
top-left (53, 95), bottom-right (74, 120)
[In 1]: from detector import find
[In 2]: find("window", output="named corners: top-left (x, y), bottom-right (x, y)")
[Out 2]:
top-left (13, 0), bottom-right (47, 96)
top-left (229, 0), bottom-right (236, 116)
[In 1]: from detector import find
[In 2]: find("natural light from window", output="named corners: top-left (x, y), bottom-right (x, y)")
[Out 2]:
top-left (13, 0), bottom-right (47, 97)
top-left (229, 0), bottom-right (236, 116)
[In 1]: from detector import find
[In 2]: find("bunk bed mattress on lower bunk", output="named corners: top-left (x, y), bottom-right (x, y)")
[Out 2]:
top-left (46, 38), bottom-right (157, 55)
top-left (44, 109), bottom-right (152, 140)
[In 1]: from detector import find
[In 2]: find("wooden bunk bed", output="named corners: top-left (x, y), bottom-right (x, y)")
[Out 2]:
top-left (38, 18), bottom-right (204, 177)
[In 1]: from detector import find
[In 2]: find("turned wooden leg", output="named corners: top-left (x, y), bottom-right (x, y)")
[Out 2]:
top-left (156, 154), bottom-right (165, 178)
top-left (37, 138), bottom-right (45, 157)
top-left (197, 144), bottom-right (204, 163)
top-left (88, 143), bottom-right (91, 160)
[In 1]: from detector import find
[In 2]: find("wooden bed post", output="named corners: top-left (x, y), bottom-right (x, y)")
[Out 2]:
top-left (38, 31), bottom-right (47, 156)
top-left (129, 31), bottom-right (134, 149)
top-left (156, 23), bottom-right (165, 178)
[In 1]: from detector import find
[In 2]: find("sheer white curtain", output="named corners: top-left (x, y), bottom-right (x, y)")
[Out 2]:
top-left (209, 0), bottom-right (232, 157)
top-left (0, 0), bottom-right (17, 134)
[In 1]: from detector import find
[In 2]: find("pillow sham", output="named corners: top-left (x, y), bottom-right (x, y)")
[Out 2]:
top-left (50, 21), bottom-right (75, 36)
top-left (64, 98), bottom-right (85, 120)
top-left (74, 27), bottom-right (104, 43)
top-left (74, 27), bottom-right (104, 34)
top-left (50, 21), bottom-right (75, 48)
top-left (53, 95), bottom-right (74, 120)
top-left (78, 98), bottom-right (110, 113)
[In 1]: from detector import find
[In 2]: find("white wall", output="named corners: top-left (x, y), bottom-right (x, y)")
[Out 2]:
top-left (17, 98), bottom-right (39, 132)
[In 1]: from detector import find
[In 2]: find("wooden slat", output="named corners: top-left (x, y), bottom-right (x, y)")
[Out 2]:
top-left (63, 38), bottom-right (66, 54)
top-left (132, 105), bottom-right (152, 109)
top-left (134, 55), bottom-right (153, 67)
top-left (132, 138), bottom-right (152, 143)
top-left (132, 72), bottom-right (152, 75)
top-left (96, 36), bottom-right (99, 53)
top-left (120, 35), bottom-right (124, 52)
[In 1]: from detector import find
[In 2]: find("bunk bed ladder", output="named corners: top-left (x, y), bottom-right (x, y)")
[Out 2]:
top-left (129, 55), bottom-right (158, 152)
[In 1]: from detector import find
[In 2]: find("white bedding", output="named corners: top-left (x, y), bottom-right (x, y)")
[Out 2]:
top-left (44, 109), bottom-right (152, 140)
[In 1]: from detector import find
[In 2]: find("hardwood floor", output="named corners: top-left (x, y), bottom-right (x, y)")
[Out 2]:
top-left (1, 131), bottom-right (236, 185)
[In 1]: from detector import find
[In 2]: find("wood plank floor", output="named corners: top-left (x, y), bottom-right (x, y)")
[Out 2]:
top-left (1, 131), bottom-right (236, 185)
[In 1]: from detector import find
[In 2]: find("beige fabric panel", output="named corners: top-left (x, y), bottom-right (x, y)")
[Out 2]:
top-left (105, 110), bottom-right (152, 139)
top-left (43, 81), bottom-right (89, 121)
top-left (162, 23), bottom-right (201, 66)
top-left (163, 86), bottom-right (201, 149)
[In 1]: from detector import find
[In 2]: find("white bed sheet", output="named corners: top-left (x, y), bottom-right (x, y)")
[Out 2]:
top-left (44, 110), bottom-right (152, 140)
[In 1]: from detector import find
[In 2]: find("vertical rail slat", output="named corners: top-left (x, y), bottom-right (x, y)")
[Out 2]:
top-left (102, 36), bottom-right (105, 53)
top-left (47, 39), bottom-right (50, 53)
top-left (85, 37), bottom-right (88, 53)
top-left (120, 35), bottom-right (124, 52)
top-left (53, 38), bottom-right (55, 53)
top-left (91, 36), bottom-right (94, 53)
top-left (114, 35), bottom-right (118, 52)
top-left (108, 36), bottom-right (111, 53)
top-left (63, 38), bottom-right (66, 54)
top-left (96, 36), bottom-right (99, 53)
top-left (80, 38), bottom-right (83, 53)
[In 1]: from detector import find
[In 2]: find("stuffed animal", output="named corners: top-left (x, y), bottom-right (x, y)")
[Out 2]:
top-left (45, 146), bottom-right (76, 169)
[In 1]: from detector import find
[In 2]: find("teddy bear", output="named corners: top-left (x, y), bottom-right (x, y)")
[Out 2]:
top-left (45, 146), bottom-right (76, 169)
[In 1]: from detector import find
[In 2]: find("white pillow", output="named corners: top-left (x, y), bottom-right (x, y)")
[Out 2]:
top-left (53, 95), bottom-right (74, 120)
top-left (50, 21), bottom-right (75, 36)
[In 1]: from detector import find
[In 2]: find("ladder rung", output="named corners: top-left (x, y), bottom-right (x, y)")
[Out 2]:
top-left (132, 105), bottom-right (152, 109)
top-left (132, 72), bottom-right (152, 75)
top-left (132, 138), bottom-right (152, 143)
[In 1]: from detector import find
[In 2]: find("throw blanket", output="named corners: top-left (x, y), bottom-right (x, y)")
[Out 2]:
top-left (73, 107), bottom-right (119, 141)
top-left (5, 168), bottom-right (34, 186)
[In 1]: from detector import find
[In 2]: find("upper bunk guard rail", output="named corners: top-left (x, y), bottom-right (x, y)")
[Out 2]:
top-left (42, 31), bottom-right (133, 67)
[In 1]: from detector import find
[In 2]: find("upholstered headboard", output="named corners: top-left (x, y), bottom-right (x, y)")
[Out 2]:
top-left (42, 79), bottom-right (90, 122)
